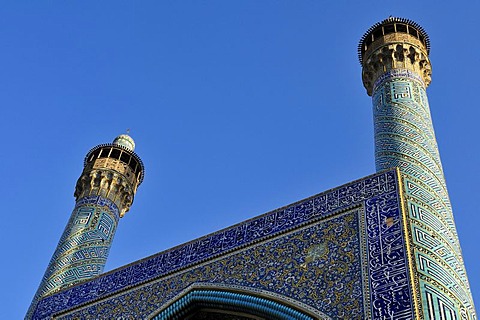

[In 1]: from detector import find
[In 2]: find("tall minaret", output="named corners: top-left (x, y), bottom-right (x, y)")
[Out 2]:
top-left (27, 134), bottom-right (144, 318)
top-left (359, 18), bottom-right (476, 319)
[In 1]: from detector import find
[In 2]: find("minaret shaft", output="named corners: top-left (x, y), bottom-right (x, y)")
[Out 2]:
top-left (360, 18), bottom-right (476, 320)
top-left (32, 196), bottom-right (120, 300)
top-left (373, 70), bottom-right (449, 209)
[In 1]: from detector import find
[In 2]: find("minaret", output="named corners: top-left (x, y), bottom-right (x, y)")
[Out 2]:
top-left (359, 18), bottom-right (476, 319)
top-left (27, 134), bottom-right (144, 318)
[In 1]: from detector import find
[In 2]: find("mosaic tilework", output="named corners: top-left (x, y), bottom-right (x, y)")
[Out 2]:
top-left (28, 196), bottom-right (120, 318)
top-left (31, 170), bottom-right (414, 319)
top-left (55, 210), bottom-right (364, 319)
top-left (372, 69), bottom-right (476, 319)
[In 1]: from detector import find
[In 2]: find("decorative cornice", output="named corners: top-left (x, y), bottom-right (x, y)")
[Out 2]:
top-left (362, 41), bottom-right (431, 96)
top-left (74, 164), bottom-right (136, 218)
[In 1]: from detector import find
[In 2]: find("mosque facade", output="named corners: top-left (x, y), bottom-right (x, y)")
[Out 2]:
top-left (27, 18), bottom-right (477, 320)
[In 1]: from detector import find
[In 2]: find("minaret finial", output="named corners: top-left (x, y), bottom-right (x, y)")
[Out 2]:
top-left (113, 133), bottom-right (135, 152)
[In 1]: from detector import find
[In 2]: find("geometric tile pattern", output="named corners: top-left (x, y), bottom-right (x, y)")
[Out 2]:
top-left (372, 69), bottom-right (477, 319)
top-left (28, 196), bottom-right (119, 318)
top-left (30, 170), bottom-right (414, 319)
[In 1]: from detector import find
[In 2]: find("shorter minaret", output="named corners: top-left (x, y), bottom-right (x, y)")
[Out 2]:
top-left (27, 134), bottom-right (144, 318)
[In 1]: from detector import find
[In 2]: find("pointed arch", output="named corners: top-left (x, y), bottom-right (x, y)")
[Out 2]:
top-left (150, 288), bottom-right (322, 320)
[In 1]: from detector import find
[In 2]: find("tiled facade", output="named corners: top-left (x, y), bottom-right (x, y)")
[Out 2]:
top-left (31, 171), bottom-right (415, 319)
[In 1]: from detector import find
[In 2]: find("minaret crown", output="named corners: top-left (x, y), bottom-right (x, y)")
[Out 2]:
top-left (75, 134), bottom-right (145, 217)
top-left (358, 17), bottom-right (432, 95)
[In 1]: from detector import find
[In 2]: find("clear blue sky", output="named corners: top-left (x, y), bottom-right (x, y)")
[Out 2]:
top-left (1, 2), bottom-right (478, 318)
